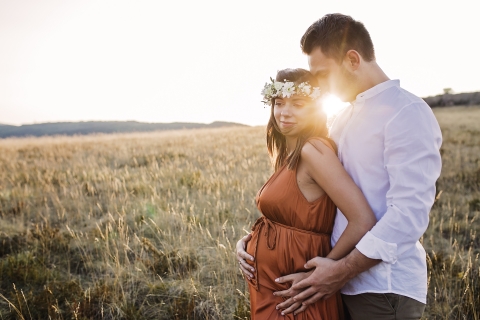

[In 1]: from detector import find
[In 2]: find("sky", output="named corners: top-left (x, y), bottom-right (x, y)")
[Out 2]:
top-left (0, 0), bottom-right (479, 126)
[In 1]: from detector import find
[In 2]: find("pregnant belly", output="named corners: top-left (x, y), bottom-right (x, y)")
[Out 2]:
top-left (245, 218), bottom-right (331, 292)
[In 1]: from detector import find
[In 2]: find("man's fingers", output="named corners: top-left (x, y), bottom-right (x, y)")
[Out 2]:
top-left (293, 304), bottom-right (307, 315)
top-left (293, 286), bottom-right (317, 302)
top-left (291, 277), bottom-right (312, 291)
top-left (279, 301), bottom-right (302, 315)
top-left (301, 291), bottom-right (324, 306)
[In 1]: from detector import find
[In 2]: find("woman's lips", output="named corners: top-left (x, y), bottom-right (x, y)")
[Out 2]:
top-left (280, 121), bottom-right (295, 128)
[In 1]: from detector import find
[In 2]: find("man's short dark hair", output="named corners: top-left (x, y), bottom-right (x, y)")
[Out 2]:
top-left (300, 13), bottom-right (375, 63)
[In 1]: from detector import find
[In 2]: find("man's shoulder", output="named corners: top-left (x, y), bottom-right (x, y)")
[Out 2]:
top-left (383, 85), bottom-right (428, 109)
top-left (374, 85), bottom-right (433, 120)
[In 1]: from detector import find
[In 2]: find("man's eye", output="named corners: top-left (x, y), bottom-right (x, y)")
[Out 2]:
top-left (294, 104), bottom-right (304, 108)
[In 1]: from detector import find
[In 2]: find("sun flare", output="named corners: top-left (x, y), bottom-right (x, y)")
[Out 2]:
top-left (321, 95), bottom-right (349, 119)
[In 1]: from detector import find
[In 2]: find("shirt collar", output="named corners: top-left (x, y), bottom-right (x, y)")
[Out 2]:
top-left (354, 79), bottom-right (400, 103)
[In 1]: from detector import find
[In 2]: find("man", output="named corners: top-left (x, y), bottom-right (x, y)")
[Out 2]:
top-left (236, 13), bottom-right (442, 319)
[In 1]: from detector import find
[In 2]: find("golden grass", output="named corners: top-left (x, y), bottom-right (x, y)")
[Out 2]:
top-left (0, 106), bottom-right (479, 319)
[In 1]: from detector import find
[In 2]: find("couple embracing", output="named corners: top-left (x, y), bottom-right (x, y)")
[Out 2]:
top-left (235, 14), bottom-right (442, 319)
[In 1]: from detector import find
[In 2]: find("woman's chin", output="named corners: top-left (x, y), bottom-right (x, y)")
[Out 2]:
top-left (280, 127), bottom-right (298, 136)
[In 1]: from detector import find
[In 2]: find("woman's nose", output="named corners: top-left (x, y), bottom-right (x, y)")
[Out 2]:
top-left (281, 105), bottom-right (291, 116)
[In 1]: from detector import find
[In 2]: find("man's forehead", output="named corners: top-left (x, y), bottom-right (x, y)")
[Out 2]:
top-left (308, 47), bottom-right (332, 72)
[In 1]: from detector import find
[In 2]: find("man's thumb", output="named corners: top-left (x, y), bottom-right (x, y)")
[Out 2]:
top-left (304, 257), bottom-right (319, 269)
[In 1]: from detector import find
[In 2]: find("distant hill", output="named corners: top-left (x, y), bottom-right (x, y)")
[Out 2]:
top-left (423, 91), bottom-right (480, 108)
top-left (0, 121), bottom-right (247, 139)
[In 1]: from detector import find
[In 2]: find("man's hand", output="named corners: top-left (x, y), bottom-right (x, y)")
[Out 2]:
top-left (235, 234), bottom-right (255, 280)
top-left (292, 250), bottom-right (381, 306)
top-left (273, 271), bottom-right (313, 315)
top-left (290, 257), bottom-right (350, 306)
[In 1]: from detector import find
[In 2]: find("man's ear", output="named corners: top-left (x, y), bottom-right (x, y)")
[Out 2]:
top-left (344, 50), bottom-right (361, 71)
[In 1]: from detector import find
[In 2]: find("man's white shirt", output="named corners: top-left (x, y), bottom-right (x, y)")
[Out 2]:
top-left (329, 79), bottom-right (442, 303)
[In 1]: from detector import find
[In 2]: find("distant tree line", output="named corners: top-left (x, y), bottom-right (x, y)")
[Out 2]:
top-left (0, 121), bottom-right (246, 139)
top-left (423, 90), bottom-right (480, 108)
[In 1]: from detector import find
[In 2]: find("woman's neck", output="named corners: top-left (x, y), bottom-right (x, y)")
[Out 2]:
top-left (286, 136), bottom-right (297, 155)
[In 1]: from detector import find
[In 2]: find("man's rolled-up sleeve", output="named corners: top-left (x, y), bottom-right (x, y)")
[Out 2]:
top-left (356, 103), bottom-right (442, 263)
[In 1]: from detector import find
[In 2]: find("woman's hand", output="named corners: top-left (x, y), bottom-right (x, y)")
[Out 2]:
top-left (273, 271), bottom-right (313, 316)
top-left (235, 233), bottom-right (255, 280)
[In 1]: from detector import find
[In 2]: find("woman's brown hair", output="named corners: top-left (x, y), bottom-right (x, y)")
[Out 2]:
top-left (266, 68), bottom-right (336, 171)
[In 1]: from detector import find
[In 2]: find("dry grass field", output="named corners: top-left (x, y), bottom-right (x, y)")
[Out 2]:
top-left (0, 106), bottom-right (479, 319)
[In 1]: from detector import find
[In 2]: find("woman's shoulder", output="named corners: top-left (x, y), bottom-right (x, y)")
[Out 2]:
top-left (302, 137), bottom-right (337, 155)
top-left (300, 138), bottom-right (337, 166)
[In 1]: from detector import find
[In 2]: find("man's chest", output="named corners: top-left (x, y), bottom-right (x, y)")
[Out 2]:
top-left (330, 106), bottom-right (388, 168)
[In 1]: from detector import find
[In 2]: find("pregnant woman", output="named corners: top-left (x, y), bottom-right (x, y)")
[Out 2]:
top-left (237, 68), bottom-right (376, 319)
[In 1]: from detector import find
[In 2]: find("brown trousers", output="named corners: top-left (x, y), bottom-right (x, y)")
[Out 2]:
top-left (342, 293), bottom-right (426, 320)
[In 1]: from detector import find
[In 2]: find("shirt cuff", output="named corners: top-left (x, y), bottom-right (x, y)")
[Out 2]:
top-left (356, 231), bottom-right (398, 264)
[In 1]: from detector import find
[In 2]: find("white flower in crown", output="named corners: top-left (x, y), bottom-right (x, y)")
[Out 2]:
top-left (310, 87), bottom-right (321, 99)
top-left (282, 82), bottom-right (296, 98)
top-left (261, 78), bottom-right (321, 105)
top-left (273, 81), bottom-right (284, 91)
top-left (298, 82), bottom-right (311, 95)
top-left (261, 82), bottom-right (273, 97)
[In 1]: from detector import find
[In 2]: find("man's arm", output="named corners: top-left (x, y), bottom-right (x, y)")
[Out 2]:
top-left (355, 103), bottom-right (442, 261)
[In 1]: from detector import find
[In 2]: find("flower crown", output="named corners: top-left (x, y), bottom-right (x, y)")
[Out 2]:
top-left (261, 78), bottom-right (321, 105)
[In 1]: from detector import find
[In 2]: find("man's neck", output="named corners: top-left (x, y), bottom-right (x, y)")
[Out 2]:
top-left (350, 61), bottom-right (390, 102)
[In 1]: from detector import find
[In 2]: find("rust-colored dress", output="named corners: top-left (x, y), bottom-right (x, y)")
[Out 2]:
top-left (246, 143), bottom-right (344, 319)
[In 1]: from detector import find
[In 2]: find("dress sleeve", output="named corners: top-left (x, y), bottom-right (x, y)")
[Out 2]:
top-left (355, 102), bottom-right (442, 263)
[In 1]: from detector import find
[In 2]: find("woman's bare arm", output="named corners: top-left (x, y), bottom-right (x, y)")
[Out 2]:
top-left (301, 140), bottom-right (377, 260)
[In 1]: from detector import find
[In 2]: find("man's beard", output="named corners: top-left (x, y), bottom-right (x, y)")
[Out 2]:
top-left (336, 65), bottom-right (357, 102)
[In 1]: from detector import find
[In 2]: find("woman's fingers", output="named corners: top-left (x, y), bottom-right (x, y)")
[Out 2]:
top-left (239, 264), bottom-right (253, 279)
top-left (237, 250), bottom-right (254, 262)
top-left (235, 234), bottom-right (254, 261)
top-left (238, 257), bottom-right (255, 274)
top-left (279, 301), bottom-right (302, 316)
top-left (274, 273), bottom-right (296, 284)
top-left (276, 297), bottom-right (295, 309)
top-left (293, 286), bottom-right (317, 302)
top-left (293, 304), bottom-right (307, 315)
top-left (235, 234), bottom-right (255, 278)
top-left (273, 288), bottom-right (291, 298)
top-left (301, 291), bottom-right (324, 306)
